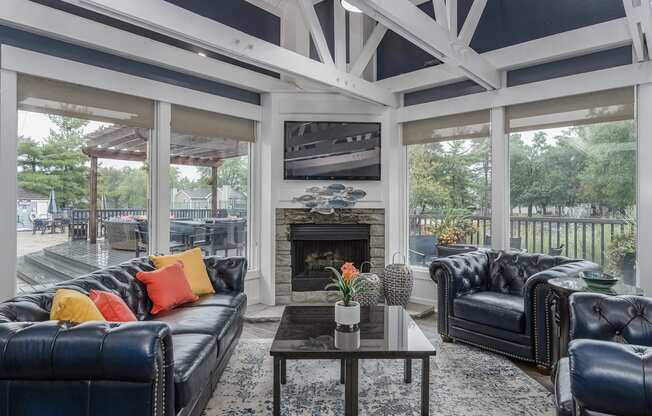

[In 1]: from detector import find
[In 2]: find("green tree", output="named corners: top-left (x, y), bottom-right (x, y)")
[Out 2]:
top-left (17, 116), bottom-right (89, 208)
top-left (199, 156), bottom-right (249, 198)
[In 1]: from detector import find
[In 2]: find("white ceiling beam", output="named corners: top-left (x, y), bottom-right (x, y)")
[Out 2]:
top-left (447, 0), bottom-right (458, 36)
top-left (0, 0), bottom-right (295, 94)
top-left (622, 0), bottom-right (646, 61)
top-left (432, 0), bottom-right (448, 30)
top-left (333, 0), bottom-right (347, 71)
top-left (67, 0), bottom-right (397, 106)
top-left (348, 12), bottom-right (365, 69)
top-left (349, 23), bottom-right (388, 76)
top-left (398, 60), bottom-right (652, 122)
top-left (640, 0), bottom-right (652, 58)
top-left (458, 0), bottom-right (487, 46)
top-left (298, 0), bottom-right (334, 65)
top-left (347, 0), bottom-right (501, 89)
top-left (377, 18), bottom-right (633, 93)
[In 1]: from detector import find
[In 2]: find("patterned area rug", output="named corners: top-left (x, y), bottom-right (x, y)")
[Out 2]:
top-left (204, 333), bottom-right (555, 415)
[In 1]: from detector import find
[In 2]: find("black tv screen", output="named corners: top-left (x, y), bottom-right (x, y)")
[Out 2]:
top-left (284, 121), bottom-right (381, 180)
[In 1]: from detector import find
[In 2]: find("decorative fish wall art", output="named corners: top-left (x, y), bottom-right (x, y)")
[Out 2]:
top-left (292, 184), bottom-right (367, 214)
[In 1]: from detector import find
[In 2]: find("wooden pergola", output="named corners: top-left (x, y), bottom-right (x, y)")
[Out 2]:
top-left (82, 125), bottom-right (246, 243)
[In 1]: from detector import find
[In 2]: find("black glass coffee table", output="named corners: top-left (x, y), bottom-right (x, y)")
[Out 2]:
top-left (270, 305), bottom-right (436, 416)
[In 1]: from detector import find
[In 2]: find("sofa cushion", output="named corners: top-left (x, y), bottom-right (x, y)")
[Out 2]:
top-left (453, 292), bottom-right (525, 333)
top-left (179, 292), bottom-right (247, 315)
top-left (151, 306), bottom-right (238, 336)
top-left (488, 251), bottom-right (528, 296)
top-left (172, 334), bottom-right (218, 410)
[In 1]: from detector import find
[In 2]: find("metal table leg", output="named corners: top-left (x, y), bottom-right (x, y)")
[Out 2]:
top-left (273, 356), bottom-right (281, 416)
top-left (421, 357), bottom-right (430, 415)
top-left (340, 359), bottom-right (346, 384)
top-left (404, 358), bottom-right (412, 383)
top-left (345, 357), bottom-right (359, 416)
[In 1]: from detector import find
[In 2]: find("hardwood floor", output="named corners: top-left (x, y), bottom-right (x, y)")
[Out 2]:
top-left (241, 314), bottom-right (553, 392)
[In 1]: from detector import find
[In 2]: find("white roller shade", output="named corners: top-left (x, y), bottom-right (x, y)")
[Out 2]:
top-left (507, 87), bottom-right (635, 133)
top-left (17, 74), bottom-right (154, 128)
top-left (171, 104), bottom-right (256, 142)
top-left (402, 110), bottom-right (490, 145)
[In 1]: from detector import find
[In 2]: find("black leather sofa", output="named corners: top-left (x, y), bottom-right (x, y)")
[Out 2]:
top-left (430, 250), bottom-right (598, 369)
top-left (554, 293), bottom-right (652, 416)
top-left (0, 255), bottom-right (247, 416)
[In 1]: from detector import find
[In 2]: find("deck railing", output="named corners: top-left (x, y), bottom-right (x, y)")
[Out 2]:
top-left (410, 214), bottom-right (635, 266)
top-left (70, 207), bottom-right (247, 239)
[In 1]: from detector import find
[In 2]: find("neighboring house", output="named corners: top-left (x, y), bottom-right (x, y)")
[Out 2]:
top-left (16, 187), bottom-right (49, 230)
top-left (172, 186), bottom-right (246, 211)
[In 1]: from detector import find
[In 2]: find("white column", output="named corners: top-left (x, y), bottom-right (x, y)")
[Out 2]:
top-left (0, 69), bottom-right (17, 300)
top-left (491, 106), bottom-right (510, 250)
top-left (258, 93), bottom-right (277, 305)
top-left (149, 101), bottom-right (171, 254)
top-left (637, 84), bottom-right (652, 294)
top-left (348, 11), bottom-right (364, 72)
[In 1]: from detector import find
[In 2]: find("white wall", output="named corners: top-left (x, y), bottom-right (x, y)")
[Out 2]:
top-left (256, 92), bottom-right (437, 306)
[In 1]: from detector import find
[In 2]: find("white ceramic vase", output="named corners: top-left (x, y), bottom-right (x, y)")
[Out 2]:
top-left (334, 300), bottom-right (360, 327)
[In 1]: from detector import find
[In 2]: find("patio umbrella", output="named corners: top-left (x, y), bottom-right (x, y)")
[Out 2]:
top-left (100, 193), bottom-right (109, 210)
top-left (47, 189), bottom-right (58, 216)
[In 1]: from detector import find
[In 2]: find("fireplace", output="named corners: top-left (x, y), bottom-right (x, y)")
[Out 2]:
top-left (290, 224), bottom-right (370, 292)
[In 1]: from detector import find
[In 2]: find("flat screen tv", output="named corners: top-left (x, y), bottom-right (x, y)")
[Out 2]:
top-left (284, 121), bottom-right (381, 181)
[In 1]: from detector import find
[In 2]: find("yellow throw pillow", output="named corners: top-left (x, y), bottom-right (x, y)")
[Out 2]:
top-left (50, 289), bottom-right (106, 323)
top-left (150, 247), bottom-right (215, 296)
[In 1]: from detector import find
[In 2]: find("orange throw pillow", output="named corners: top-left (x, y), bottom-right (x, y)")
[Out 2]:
top-left (89, 290), bottom-right (137, 322)
top-left (136, 262), bottom-right (199, 315)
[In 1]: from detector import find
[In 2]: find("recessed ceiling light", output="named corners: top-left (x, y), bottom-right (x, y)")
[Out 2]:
top-left (340, 1), bottom-right (362, 13)
top-left (197, 52), bottom-right (207, 57)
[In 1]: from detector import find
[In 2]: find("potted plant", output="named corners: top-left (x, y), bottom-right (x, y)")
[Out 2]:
top-left (606, 229), bottom-right (637, 286)
top-left (428, 209), bottom-right (478, 257)
top-left (325, 262), bottom-right (365, 329)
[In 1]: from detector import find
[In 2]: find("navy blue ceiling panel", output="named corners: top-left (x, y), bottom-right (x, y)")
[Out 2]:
top-left (29, 0), bottom-right (280, 78)
top-left (310, 0), bottom-right (335, 62)
top-left (507, 46), bottom-right (632, 87)
top-left (0, 25), bottom-right (261, 105)
top-left (376, 2), bottom-right (440, 80)
top-left (164, 0), bottom-right (280, 46)
top-left (404, 80), bottom-right (484, 106)
top-left (404, 46), bottom-right (632, 107)
top-left (377, 0), bottom-right (625, 80)
top-left (464, 0), bottom-right (626, 53)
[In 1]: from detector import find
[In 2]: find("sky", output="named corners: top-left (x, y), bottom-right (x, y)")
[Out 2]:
top-left (18, 111), bottom-right (202, 180)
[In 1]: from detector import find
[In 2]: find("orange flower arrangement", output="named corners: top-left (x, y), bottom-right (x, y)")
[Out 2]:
top-left (325, 262), bottom-right (365, 306)
top-left (340, 262), bottom-right (360, 282)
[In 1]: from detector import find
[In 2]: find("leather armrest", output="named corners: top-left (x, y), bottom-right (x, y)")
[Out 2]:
top-left (523, 260), bottom-right (599, 298)
top-left (429, 250), bottom-right (489, 297)
top-left (204, 256), bottom-right (247, 293)
top-left (569, 339), bottom-right (652, 416)
top-left (0, 320), bottom-right (172, 382)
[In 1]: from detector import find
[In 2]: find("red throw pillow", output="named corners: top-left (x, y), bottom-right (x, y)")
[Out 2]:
top-left (89, 289), bottom-right (137, 322)
top-left (136, 262), bottom-right (199, 314)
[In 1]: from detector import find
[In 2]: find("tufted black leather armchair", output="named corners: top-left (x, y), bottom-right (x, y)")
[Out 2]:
top-left (0, 255), bottom-right (247, 416)
top-left (430, 250), bottom-right (598, 369)
top-left (554, 293), bottom-right (652, 416)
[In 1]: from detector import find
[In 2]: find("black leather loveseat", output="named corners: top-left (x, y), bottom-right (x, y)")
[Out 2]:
top-left (554, 293), bottom-right (652, 416)
top-left (0, 255), bottom-right (247, 416)
top-left (430, 250), bottom-right (598, 369)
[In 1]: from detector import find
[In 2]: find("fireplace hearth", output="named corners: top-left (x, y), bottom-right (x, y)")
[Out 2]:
top-left (290, 224), bottom-right (370, 292)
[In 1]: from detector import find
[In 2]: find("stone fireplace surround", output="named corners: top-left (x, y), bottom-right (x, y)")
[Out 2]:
top-left (275, 208), bottom-right (385, 305)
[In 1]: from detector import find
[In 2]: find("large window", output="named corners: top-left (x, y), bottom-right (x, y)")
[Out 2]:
top-left (404, 111), bottom-right (491, 267)
top-left (507, 88), bottom-right (637, 283)
top-left (169, 104), bottom-right (253, 263)
top-left (16, 75), bottom-right (154, 292)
